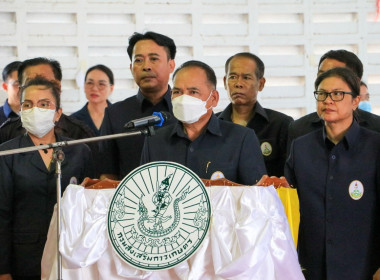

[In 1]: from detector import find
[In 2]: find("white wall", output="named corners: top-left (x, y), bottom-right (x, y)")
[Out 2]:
top-left (1, 0), bottom-right (380, 118)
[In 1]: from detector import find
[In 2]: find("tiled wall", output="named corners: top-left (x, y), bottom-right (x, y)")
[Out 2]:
top-left (1, 0), bottom-right (379, 118)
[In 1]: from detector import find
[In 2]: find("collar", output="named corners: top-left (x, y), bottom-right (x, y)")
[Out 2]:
top-left (83, 100), bottom-right (112, 113)
top-left (311, 112), bottom-right (323, 124)
top-left (218, 102), bottom-right (269, 123)
top-left (170, 113), bottom-right (222, 139)
top-left (322, 120), bottom-right (360, 150)
top-left (253, 102), bottom-right (269, 122)
top-left (136, 86), bottom-right (172, 110)
top-left (3, 99), bottom-right (19, 118)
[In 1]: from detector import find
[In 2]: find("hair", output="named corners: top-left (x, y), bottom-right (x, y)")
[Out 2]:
top-left (360, 81), bottom-right (367, 88)
top-left (314, 67), bottom-right (360, 98)
top-left (2, 61), bottom-right (22, 82)
top-left (127, 31), bottom-right (176, 61)
top-left (85, 64), bottom-right (114, 85)
top-left (20, 76), bottom-right (61, 110)
top-left (173, 60), bottom-right (217, 89)
top-left (318, 50), bottom-right (363, 79)
top-left (225, 52), bottom-right (265, 79)
top-left (18, 57), bottom-right (62, 85)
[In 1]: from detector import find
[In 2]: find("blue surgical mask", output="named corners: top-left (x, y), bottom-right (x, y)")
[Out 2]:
top-left (358, 100), bottom-right (371, 113)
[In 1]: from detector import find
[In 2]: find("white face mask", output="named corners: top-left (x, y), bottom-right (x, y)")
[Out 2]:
top-left (20, 107), bottom-right (56, 138)
top-left (172, 92), bottom-right (213, 124)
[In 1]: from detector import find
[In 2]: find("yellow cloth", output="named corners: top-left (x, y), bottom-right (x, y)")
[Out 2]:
top-left (276, 187), bottom-right (300, 247)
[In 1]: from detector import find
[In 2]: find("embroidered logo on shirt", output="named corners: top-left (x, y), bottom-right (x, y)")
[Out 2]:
top-left (261, 142), bottom-right (272, 157)
top-left (210, 171), bottom-right (225, 180)
top-left (348, 180), bottom-right (364, 200)
top-left (107, 161), bottom-right (211, 270)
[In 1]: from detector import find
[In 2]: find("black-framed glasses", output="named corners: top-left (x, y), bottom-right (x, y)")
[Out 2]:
top-left (21, 99), bottom-right (56, 112)
top-left (314, 90), bottom-right (353, 102)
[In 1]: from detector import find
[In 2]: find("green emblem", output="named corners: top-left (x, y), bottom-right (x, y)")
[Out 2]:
top-left (107, 161), bottom-right (211, 270)
top-left (261, 141), bottom-right (272, 157)
top-left (348, 180), bottom-right (364, 200)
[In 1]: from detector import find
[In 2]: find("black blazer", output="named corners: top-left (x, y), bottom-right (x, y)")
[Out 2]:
top-left (0, 134), bottom-right (94, 277)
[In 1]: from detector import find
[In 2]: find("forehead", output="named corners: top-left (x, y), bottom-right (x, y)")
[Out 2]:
top-left (174, 67), bottom-right (208, 87)
top-left (24, 64), bottom-right (55, 81)
top-left (7, 70), bottom-right (18, 81)
top-left (318, 76), bottom-right (349, 89)
top-left (360, 85), bottom-right (368, 93)
top-left (228, 56), bottom-right (257, 72)
top-left (22, 85), bottom-right (54, 100)
top-left (132, 39), bottom-right (168, 57)
top-left (318, 58), bottom-right (346, 72)
top-left (86, 69), bottom-right (109, 80)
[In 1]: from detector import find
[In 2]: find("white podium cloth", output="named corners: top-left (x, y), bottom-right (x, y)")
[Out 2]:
top-left (42, 184), bottom-right (304, 280)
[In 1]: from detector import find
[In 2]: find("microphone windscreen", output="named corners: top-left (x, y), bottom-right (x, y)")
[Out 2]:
top-left (160, 111), bottom-right (172, 121)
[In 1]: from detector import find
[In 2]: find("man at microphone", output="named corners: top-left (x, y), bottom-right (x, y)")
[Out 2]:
top-left (99, 31), bottom-right (177, 180)
top-left (141, 60), bottom-right (267, 185)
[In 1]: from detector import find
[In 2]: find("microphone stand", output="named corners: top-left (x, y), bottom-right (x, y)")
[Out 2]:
top-left (0, 126), bottom-right (155, 280)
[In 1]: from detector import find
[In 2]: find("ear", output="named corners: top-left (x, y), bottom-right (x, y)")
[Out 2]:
top-left (211, 89), bottom-right (219, 107)
top-left (109, 84), bottom-right (114, 94)
top-left (2, 82), bottom-right (8, 91)
top-left (55, 108), bottom-right (63, 123)
top-left (168, 59), bottom-right (175, 73)
top-left (223, 76), bottom-right (227, 90)
top-left (352, 96), bottom-right (360, 110)
top-left (258, 77), bottom-right (266, 91)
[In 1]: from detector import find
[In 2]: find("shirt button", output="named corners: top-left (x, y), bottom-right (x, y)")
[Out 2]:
top-left (329, 175), bottom-right (333, 180)
top-left (331, 155), bottom-right (336, 160)
top-left (189, 147), bottom-right (194, 152)
top-left (328, 195), bottom-right (333, 200)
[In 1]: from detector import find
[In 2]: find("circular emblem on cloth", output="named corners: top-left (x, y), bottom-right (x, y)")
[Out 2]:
top-left (348, 180), bottom-right (364, 200)
top-left (108, 161), bottom-right (211, 270)
top-left (260, 142), bottom-right (272, 157)
top-left (210, 171), bottom-right (225, 180)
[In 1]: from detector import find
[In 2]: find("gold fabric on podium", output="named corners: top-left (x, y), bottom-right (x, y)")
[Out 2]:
top-left (276, 187), bottom-right (300, 247)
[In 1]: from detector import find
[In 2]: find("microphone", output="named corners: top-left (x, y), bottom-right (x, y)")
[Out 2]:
top-left (124, 111), bottom-right (171, 129)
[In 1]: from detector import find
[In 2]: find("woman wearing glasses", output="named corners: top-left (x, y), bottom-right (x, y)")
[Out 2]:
top-left (285, 67), bottom-right (380, 280)
top-left (0, 77), bottom-right (94, 280)
top-left (71, 64), bottom-right (114, 136)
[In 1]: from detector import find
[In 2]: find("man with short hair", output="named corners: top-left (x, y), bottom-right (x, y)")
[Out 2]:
top-left (141, 60), bottom-right (266, 185)
top-left (287, 49), bottom-right (380, 152)
top-left (218, 52), bottom-right (293, 176)
top-left (0, 61), bottom-right (22, 127)
top-left (0, 57), bottom-right (96, 146)
top-left (100, 31), bottom-right (177, 180)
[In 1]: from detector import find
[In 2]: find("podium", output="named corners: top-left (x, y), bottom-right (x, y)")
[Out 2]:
top-left (41, 184), bottom-right (304, 280)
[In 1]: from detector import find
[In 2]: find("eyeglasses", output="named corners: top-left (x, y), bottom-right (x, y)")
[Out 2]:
top-left (85, 81), bottom-right (111, 90)
top-left (21, 99), bottom-right (56, 112)
top-left (313, 90), bottom-right (353, 102)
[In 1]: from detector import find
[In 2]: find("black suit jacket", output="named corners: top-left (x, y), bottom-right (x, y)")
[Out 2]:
top-left (0, 134), bottom-right (94, 277)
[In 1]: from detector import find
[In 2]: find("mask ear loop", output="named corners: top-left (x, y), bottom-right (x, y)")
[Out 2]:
top-left (205, 90), bottom-right (215, 111)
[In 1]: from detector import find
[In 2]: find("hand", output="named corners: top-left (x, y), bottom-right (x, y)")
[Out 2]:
top-left (256, 175), bottom-right (290, 188)
top-left (0, 274), bottom-right (12, 280)
top-left (373, 268), bottom-right (380, 280)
